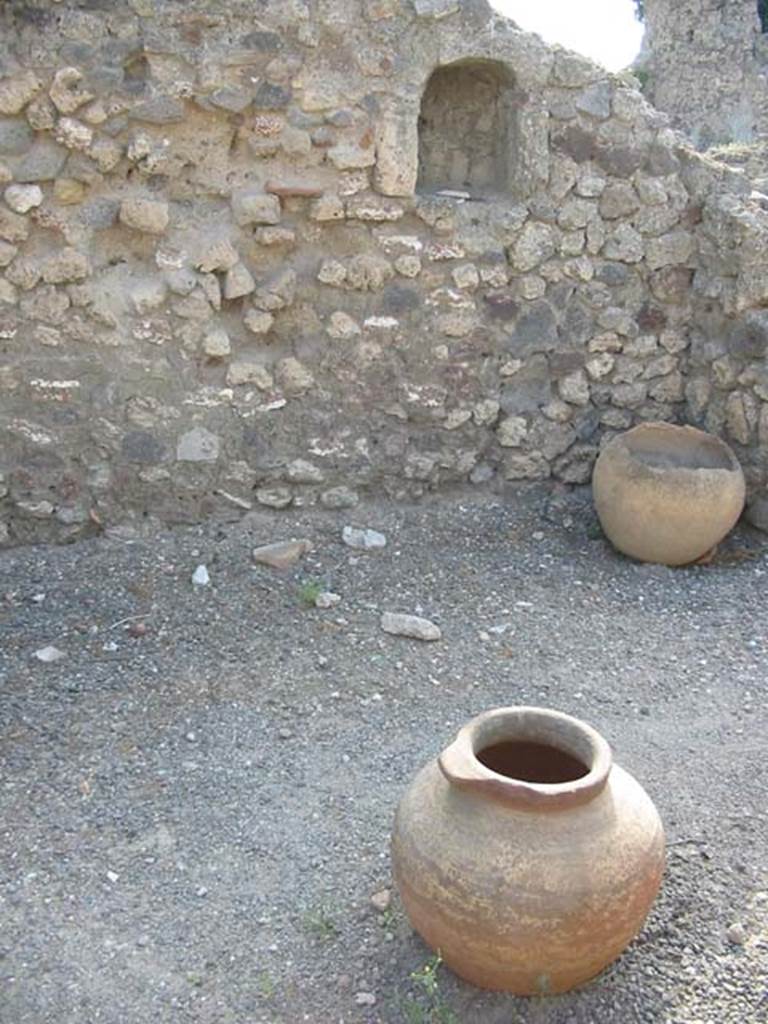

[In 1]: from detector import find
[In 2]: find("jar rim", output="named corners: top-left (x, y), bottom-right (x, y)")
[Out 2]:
top-left (438, 706), bottom-right (613, 810)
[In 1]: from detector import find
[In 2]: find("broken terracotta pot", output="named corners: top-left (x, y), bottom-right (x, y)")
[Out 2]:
top-left (592, 422), bottom-right (746, 566)
top-left (391, 707), bottom-right (665, 995)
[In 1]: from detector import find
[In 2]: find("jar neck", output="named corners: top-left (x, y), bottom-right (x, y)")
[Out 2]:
top-left (438, 707), bottom-right (612, 811)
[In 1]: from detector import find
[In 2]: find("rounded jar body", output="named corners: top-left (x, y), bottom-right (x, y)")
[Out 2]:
top-left (391, 707), bottom-right (665, 995)
top-left (592, 421), bottom-right (745, 565)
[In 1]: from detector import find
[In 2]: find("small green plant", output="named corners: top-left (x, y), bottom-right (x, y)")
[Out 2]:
top-left (411, 955), bottom-right (442, 1000)
top-left (632, 67), bottom-right (652, 95)
top-left (302, 903), bottom-right (340, 940)
top-left (297, 579), bottom-right (323, 607)
top-left (258, 970), bottom-right (276, 1000)
top-left (402, 955), bottom-right (458, 1024)
top-left (379, 903), bottom-right (398, 931)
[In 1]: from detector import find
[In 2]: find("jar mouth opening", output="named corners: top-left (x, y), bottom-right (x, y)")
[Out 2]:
top-left (464, 707), bottom-right (612, 804)
top-left (621, 423), bottom-right (737, 473)
top-left (475, 739), bottom-right (589, 784)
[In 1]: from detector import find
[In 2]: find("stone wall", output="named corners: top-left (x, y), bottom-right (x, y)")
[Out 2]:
top-left (1, 0), bottom-right (768, 546)
top-left (638, 0), bottom-right (768, 149)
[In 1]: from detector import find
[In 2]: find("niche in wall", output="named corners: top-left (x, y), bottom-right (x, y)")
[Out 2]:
top-left (417, 59), bottom-right (516, 196)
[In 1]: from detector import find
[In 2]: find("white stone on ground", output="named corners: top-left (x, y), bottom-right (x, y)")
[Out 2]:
top-left (33, 645), bottom-right (66, 662)
top-left (380, 612), bottom-right (441, 641)
top-left (191, 565), bottom-right (210, 586)
top-left (342, 526), bottom-right (387, 550)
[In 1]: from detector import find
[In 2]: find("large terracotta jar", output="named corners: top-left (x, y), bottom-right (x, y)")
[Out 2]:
top-left (391, 707), bottom-right (665, 995)
top-left (592, 422), bottom-right (745, 566)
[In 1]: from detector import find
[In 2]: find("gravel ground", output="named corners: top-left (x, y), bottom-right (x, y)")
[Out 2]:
top-left (1, 486), bottom-right (767, 1024)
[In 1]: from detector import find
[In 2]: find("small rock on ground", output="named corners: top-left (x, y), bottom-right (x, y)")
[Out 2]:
top-left (252, 538), bottom-right (312, 569)
top-left (342, 525), bottom-right (387, 550)
top-left (370, 888), bottom-right (392, 912)
top-left (33, 644), bottom-right (66, 662)
top-left (380, 612), bottom-right (441, 641)
top-left (191, 564), bottom-right (210, 586)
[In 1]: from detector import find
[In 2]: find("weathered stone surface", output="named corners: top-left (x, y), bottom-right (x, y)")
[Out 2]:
top-left (224, 263), bottom-right (256, 299)
top-left (473, 399), bottom-right (500, 427)
top-left (612, 382), bottom-right (648, 408)
top-left (54, 118), bottom-right (93, 151)
top-left (255, 226), bottom-right (296, 247)
top-left (121, 431), bottom-right (166, 465)
top-left (374, 95), bottom-right (418, 196)
top-left (497, 416), bottom-right (528, 447)
top-left (346, 255), bottom-right (393, 291)
top-left (558, 370), bottom-right (590, 406)
top-left (130, 278), bottom-right (167, 313)
top-left (203, 327), bottom-right (232, 357)
top-left (575, 82), bottom-right (612, 121)
top-left (4, 184), bottom-right (42, 213)
top-left (50, 68), bottom-right (92, 114)
top-left (256, 486), bottom-right (292, 509)
top-left (320, 487), bottom-right (359, 509)
top-left (602, 224), bottom-right (644, 263)
top-left (745, 488), bottom-right (768, 532)
top-left (328, 311), bottom-right (361, 338)
top-left (6, 256), bottom-right (41, 290)
top-left (130, 97), bottom-right (186, 124)
top-left (648, 372), bottom-right (684, 403)
top-left (119, 198), bottom-right (169, 234)
top-left (177, 427), bottom-right (220, 462)
top-left (286, 460), bottom-right (325, 484)
top-left (645, 230), bottom-right (694, 270)
top-left (0, 71), bottom-right (41, 116)
top-left (0, 279), bottom-right (18, 303)
top-left (728, 310), bottom-right (768, 359)
top-left (227, 361), bottom-right (273, 389)
top-left (231, 189), bottom-right (281, 226)
top-left (0, 118), bottom-right (33, 156)
top-left (254, 268), bottom-right (296, 311)
top-left (500, 355), bottom-right (552, 414)
top-left (346, 196), bottom-right (404, 222)
top-left (553, 51), bottom-right (603, 88)
top-left (503, 451), bottom-right (550, 480)
top-left (599, 182), bottom-right (639, 219)
top-left (41, 248), bottom-right (89, 284)
top-left (509, 300), bottom-right (558, 354)
top-left (318, 258), bottom-right (347, 286)
top-left (13, 138), bottom-right (67, 181)
top-left (310, 194), bottom-right (345, 221)
top-left (53, 178), bottom-right (87, 204)
top-left (586, 353), bottom-right (615, 379)
top-left (510, 222), bottom-right (557, 272)
top-left (196, 240), bottom-right (239, 273)
top-left (243, 309), bottom-right (275, 336)
top-left (328, 142), bottom-right (376, 170)
top-left (276, 357), bottom-right (313, 396)
top-left (0, 239), bottom-right (17, 267)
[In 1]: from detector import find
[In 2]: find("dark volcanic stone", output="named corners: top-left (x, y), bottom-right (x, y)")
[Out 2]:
top-left (121, 432), bottom-right (166, 465)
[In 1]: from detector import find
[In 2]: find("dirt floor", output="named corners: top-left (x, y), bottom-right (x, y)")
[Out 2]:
top-left (1, 486), bottom-right (767, 1024)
